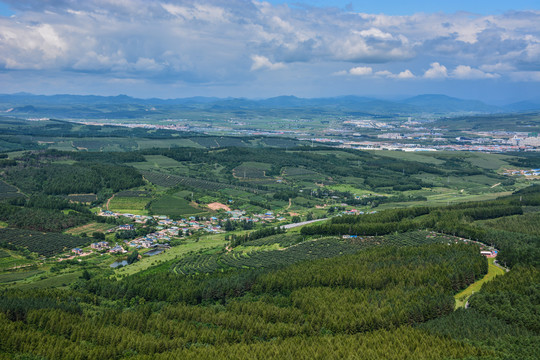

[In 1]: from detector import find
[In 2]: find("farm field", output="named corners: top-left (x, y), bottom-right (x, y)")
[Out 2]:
top-left (454, 258), bottom-right (506, 309)
top-left (0, 228), bottom-right (89, 257)
top-left (367, 150), bottom-right (445, 165)
top-left (149, 193), bottom-right (204, 218)
top-left (14, 270), bottom-right (83, 290)
top-left (115, 234), bottom-right (225, 276)
top-left (464, 152), bottom-right (515, 170)
top-left (66, 194), bottom-right (97, 203)
top-left (0, 270), bottom-right (43, 284)
top-left (142, 170), bottom-right (266, 194)
top-left (132, 155), bottom-right (190, 173)
top-left (172, 231), bottom-right (466, 275)
top-left (108, 195), bottom-right (152, 215)
top-left (64, 222), bottom-right (113, 236)
top-left (0, 119), bottom-right (539, 359)
top-left (0, 252), bottom-right (35, 271)
top-left (325, 184), bottom-right (379, 195)
top-left (232, 162), bottom-right (271, 179)
top-left (282, 166), bottom-right (325, 179)
top-left (0, 179), bottom-right (23, 200)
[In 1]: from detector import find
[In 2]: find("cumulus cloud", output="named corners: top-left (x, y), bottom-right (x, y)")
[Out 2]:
top-left (452, 65), bottom-right (500, 79)
top-left (375, 69), bottom-right (415, 79)
top-left (349, 66), bottom-right (373, 76)
top-left (374, 70), bottom-right (393, 77)
top-left (395, 69), bottom-right (415, 79)
top-left (357, 28), bottom-right (394, 41)
top-left (480, 63), bottom-right (515, 72)
top-left (0, 0), bottom-right (539, 92)
top-left (424, 62), bottom-right (448, 79)
top-left (250, 55), bottom-right (285, 71)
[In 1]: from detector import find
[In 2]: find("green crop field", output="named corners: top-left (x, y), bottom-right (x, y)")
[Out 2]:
top-left (464, 153), bottom-right (515, 170)
top-left (0, 228), bottom-right (90, 257)
top-left (0, 270), bottom-right (43, 284)
top-left (115, 235), bottom-right (225, 276)
top-left (233, 162), bottom-right (271, 179)
top-left (150, 194), bottom-right (204, 218)
top-left (282, 166), bottom-right (323, 177)
top-left (368, 150), bottom-right (445, 165)
top-left (132, 155), bottom-right (190, 173)
top-left (0, 254), bottom-right (35, 271)
top-left (15, 271), bottom-right (83, 289)
top-left (66, 194), bottom-right (97, 203)
top-left (172, 231), bottom-right (461, 276)
top-left (108, 196), bottom-right (152, 214)
top-left (64, 222), bottom-right (114, 236)
top-left (454, 258), bottom-right (506, 309)
top-left (0, 179), bottom-right (23, 200)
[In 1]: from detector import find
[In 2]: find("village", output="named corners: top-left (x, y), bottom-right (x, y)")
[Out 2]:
top-left (66, 207), bottom-right (292, 265)
top-left (503, 168), bottom-right (540, 177)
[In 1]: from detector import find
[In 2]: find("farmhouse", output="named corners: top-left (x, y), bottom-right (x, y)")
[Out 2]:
top-left (118, 224), bottom-right (135, 231)
top-left (109, 245), bottom-right (125, 254)
top-left (480, 250), bottom-right (497, 258)
top-left (90, 241), bottom-right (109, 250)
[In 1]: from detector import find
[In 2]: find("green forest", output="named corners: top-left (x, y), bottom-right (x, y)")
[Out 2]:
top-left (0, 128), bottom-right (538, 359)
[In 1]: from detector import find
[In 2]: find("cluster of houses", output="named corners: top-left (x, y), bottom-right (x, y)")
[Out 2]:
top-left (226, 210), bottom-right (286, 222)
top-left (99, 209), bottom-right (287, 235)
top-left (70, 242), bottom-right (125, 257)
top-left (341, 209), bottom-right (377, 215)
top-left (90, 241), bottom-right (110, 250)
top-left (127, 227), bottom-right (177, 249)
top-left (65, 208), bottom-right (303, 261)
top-left (503, 169), bottom-right (540, 177)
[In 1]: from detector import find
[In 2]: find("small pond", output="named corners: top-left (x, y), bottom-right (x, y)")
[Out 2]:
top-left (110, 260), bottom-right (128, 268)
top-left (145, 249), bottom-right (163, 256)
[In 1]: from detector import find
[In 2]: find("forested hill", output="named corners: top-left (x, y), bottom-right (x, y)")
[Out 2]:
top-left (302, 186), bottom-right (540, 267)
top-left (0, 143), bottom-right (538, 359)
top-left (0, 93), bottom-right (505, 118)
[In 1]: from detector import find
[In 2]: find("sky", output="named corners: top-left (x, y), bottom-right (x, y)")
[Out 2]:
top-left (0, 0), bottom-right (539, 103)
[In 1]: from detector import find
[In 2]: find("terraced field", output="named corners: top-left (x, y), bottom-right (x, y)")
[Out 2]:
top-left (0, 228), bottom-right (89, 257)
top-left (172, 237), bottom-right (372, 275)
top-left (0, 179), bottom-right (23, 200)
top-left (143, 171), bottom-right (267, 194)
top-left (65, 222), bottom-right (113, 236)
top-left (233, 162), bottom-right (271, 179)
top-left (172, 231), bottom-right (468, 275)
top-left (108, 196), bottom-right (152, 215)
top-left (150, 194), bottom-right (204, 218)
top-left (66, 194), bottom-right (97, 203)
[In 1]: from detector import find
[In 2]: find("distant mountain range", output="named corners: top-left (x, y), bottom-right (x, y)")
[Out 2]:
top-left (1, 93), bottom-right (539, 118)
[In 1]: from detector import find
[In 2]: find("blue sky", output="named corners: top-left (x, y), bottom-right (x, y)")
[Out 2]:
top-left (266, 1), bottom-right (539, 15)
top-left (0, 0), bottom-right (539, 103)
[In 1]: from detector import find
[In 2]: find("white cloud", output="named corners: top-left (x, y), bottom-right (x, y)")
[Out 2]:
top-left (250, 55), bottom-right (285, 71)
top-left (161, 3), bottom-right (229, 23)
top-left (375, 69), bottom-right (415, 79)
top-left (349, 66), bottom-right (373, 76)
top-left (0, 0), bottom-right (539, 93)
top-left (424, 62), bottom-right (448, 79)
top-left (357, 28), bottom-right (394, 40)
top-left (395, 69), bottom-right (415, 79)
top-left (452, 65), bottom-right (500, 79)
top-left (480, 63), bottom-right (515, 72)
top-left (374, 70), bottom-right (393, 77)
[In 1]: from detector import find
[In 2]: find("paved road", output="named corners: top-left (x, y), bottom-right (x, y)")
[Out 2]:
top-left (280, 218), bottom-right (328, 229)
